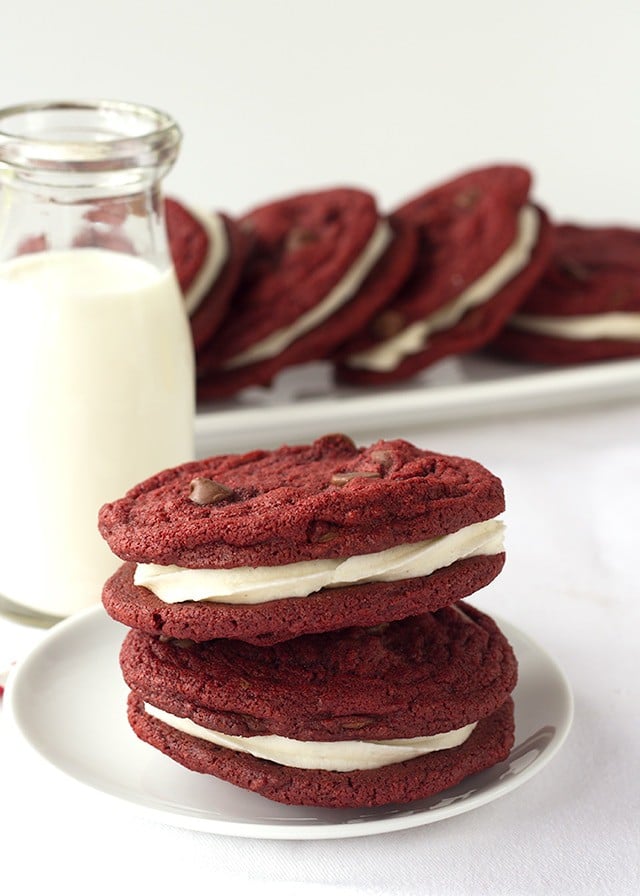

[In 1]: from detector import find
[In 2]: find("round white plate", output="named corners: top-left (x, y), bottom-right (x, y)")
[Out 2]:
top-left (4, 606), bottom-right (572, 840)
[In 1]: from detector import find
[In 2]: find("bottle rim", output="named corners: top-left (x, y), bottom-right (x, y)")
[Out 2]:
top-left (0, 99), bottom-right (182, 173)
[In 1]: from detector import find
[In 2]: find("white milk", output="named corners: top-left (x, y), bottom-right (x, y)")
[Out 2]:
top-left (0, 248), bottom-right (195, 616)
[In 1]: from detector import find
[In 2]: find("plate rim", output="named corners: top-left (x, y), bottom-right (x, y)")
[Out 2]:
top-left (3, 606), bottom-right (573, 840)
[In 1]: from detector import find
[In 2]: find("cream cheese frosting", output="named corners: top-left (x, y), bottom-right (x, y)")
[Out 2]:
top-left (223, 219), bottom-right (393, 369)
top-left (509, 311), bottom-right (640, 341)
top-left (346, 204), bottom-right (540, 372)
top-left (134, 518), bottom-right (504, 605)
top-left (182, 208), bottom-right (229, 316)
top-left (143, 703), bottom-right (478, 771)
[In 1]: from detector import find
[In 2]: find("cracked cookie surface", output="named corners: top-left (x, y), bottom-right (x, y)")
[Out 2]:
top-left (98, 433), bottom-right (504, 568)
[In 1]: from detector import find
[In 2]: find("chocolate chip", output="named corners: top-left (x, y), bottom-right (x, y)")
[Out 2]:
top-left (239, 217), bottom-right (256, 235)
top-left (307, 520), bottom-right (341, 544)
top-left (322, 433), bottom-right (356, 451)
top-left (189, 477), bottom-right (233, 505)
top-left (330, 471), bottom-right (380, 486)
top-left (453, 187), bottom-right (481, 209)
top-left (371, 309), bottom-right (406, 339)
top-left (560, 258), bottom-right (591, 282)
top-left (370, 449), bottom-right (394, 469)
top-left (337, 716), bottom-right (375, 730)
top-left (316, 529), bottom-right (339, 543)
top-left (286, 226), bottom-right (319, 252)
top-left (608, 286), bottom-right (632, 308)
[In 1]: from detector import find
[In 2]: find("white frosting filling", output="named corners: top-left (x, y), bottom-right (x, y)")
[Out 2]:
top-left (346, 204), bottom-right (540, 372)
top-left (223, 219), bottom-right (393, 368)
top-left (134, 518), bottom-right (504, 605)
top-left (143, 703), bottom-right (477, 771)
top-left (509, 311), bottom-right (640, 341)
top-left (182, 208), bottom-right (229, 315)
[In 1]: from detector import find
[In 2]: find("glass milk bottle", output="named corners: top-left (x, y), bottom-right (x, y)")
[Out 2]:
top-left (0, 100), bottom-right (195, 624)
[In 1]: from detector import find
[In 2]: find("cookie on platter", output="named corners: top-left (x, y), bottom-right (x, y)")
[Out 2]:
top-left (335, 165), bottom-right (552, 384)
top-left (195, 188), bottom-right (417, 400)
top-left (490, 223), bottom-right (640, 364)
top-left (165, 197), bottom-right (248, 351)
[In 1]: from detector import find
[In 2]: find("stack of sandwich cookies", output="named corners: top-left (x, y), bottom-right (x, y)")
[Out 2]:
top-left (165, 197), bottom-right (248, 353)
top-left (99, 434), bottom-right (517, 808)
top-left (194, 188), bottom-right (417, 400)
top-left (490, 224), bottom-right (640, 364)
top-left (335, 166), bottom-right (553, 384)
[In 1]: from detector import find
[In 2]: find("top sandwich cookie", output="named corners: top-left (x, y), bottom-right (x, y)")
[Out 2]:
top-left (490, 223), bottom-right (640, 364)
top-left (99, 434), bottom-right (506, 644)
top-left (165, 197), bottom-right (248, 352)
top-left (335, 165), bottom-right (552, 384)
top-left (195, 188), bottom-right (417, 400)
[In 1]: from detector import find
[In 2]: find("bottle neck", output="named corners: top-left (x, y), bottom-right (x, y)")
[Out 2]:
top-left (0, 175), bottom-right (172, 268)
top-left (0, 100), bottom-right (180, 268)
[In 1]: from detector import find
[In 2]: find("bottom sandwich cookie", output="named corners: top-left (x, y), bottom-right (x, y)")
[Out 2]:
top-left (120, 602), bottom-right (517, 808)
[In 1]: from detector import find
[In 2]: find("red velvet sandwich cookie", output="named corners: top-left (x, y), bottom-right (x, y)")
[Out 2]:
top-left (99, 434), bottom-right (506, 644)
top-left (121, 602), bottom-right (517, 808)
top-left (335, 165), bottom-right (552, 385)
top-left (102, 554), bottom-right (504, 646)
top-left (165, 197), bottom-right (248, 351)
top-left (195, 188), bottom-right (417, 400)
top-left (490, 223), bottom-right (640, 364)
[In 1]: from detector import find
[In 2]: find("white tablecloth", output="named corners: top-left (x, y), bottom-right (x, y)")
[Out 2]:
top-left (2, 391), bottom-right (639, 896)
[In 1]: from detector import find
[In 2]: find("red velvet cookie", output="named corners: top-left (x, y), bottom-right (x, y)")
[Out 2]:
top-left (121, 602), bottom-right (517, 808)
top-left (102, 553), bottom-right (504, 645)
top-left (195, 188), bottom-right (417, 400)
top-left (99, 434), bottom-right (505, 644)
top-left (335, 165), bottom-right (552, 385)
top-left (127, 693), bottom-right (514, 809)
top-left (490, 223), bottom-right (640, 364)
top-left (98, 434), bottom-right (504, 568)
top-left (165, 197), bottom-right (248, 351)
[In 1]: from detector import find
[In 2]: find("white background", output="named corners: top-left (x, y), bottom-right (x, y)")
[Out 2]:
top-left (1, 4), bottom-right (639, 895)
top-left (1, 0), bottom-right (637, 222)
